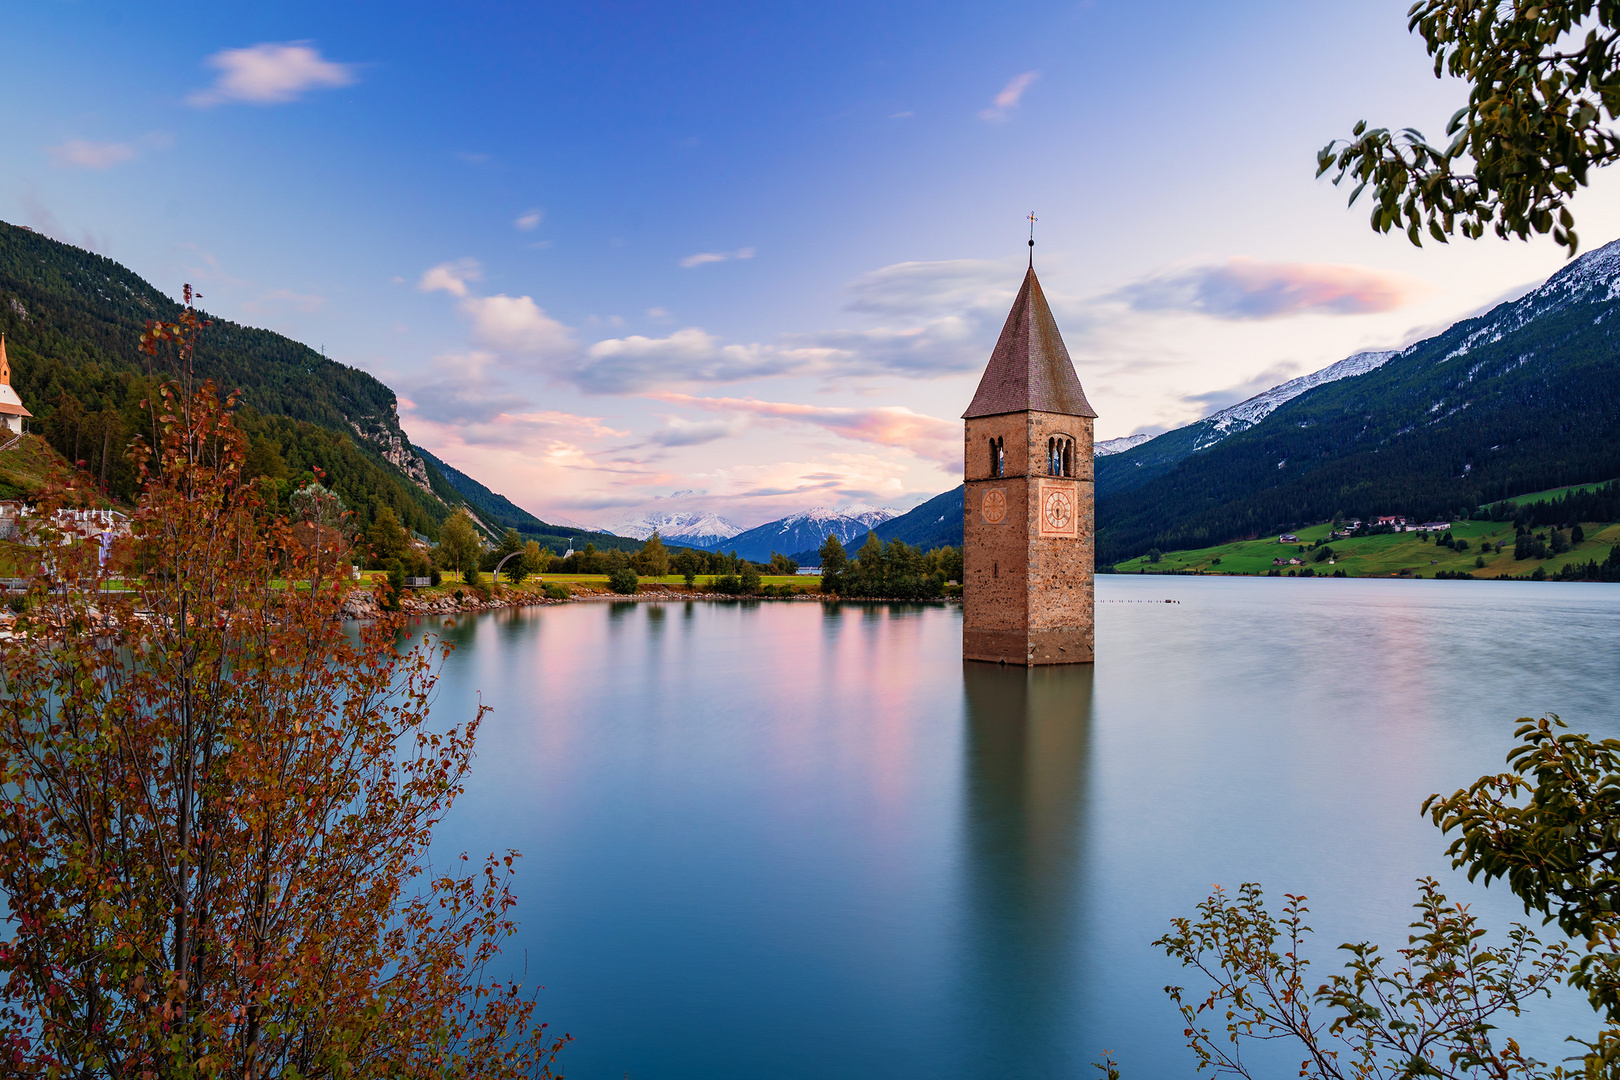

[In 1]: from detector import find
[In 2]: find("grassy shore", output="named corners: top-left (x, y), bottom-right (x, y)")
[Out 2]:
top-left (366, 570), bottom-right (824, 595)
top-left (1113, 519), bottom-right (1620, 578)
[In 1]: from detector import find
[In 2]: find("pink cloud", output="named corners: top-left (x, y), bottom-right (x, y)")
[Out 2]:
top-left (650, 393), bottom-right (959, 466)
top-left (1116, 258), bottom-right (1423, 319)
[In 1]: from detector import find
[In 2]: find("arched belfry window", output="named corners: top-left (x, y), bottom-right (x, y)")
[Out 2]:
top-left (1047, 435), bottom-right (1074, 477)
top-left (990, 436), bottom-right (1005, 478)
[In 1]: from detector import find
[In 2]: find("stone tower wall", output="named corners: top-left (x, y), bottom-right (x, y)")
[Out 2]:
top-left (963, 410), bottom-right (1095, 665)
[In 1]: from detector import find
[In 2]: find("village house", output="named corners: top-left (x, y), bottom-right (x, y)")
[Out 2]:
top-left (1278, 533), bottom-right (1299, 543)
top-left (1418, 521), bottom-right (1452, 531)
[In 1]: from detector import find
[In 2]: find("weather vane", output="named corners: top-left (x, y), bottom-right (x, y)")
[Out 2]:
top-left (1027, 211), bottom-right (1037, 266)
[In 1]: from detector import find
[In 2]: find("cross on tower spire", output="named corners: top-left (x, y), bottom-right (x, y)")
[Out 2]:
top-left (1027, 211), bottom-right (1037, 266)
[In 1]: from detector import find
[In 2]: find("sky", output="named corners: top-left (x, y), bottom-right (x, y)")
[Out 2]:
top-left (7, 0), bottom-right (1620, 531)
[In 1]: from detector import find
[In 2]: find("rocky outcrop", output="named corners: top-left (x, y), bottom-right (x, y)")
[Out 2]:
top-left (347, 403), bottom-right (435, 497)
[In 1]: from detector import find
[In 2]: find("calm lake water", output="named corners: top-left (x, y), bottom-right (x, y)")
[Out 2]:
top-left (415, 576), bottom-right (1620, 1079)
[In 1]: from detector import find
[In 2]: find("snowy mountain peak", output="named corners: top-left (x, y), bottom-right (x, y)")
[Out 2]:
top-left (611, 510), bottom-right (743, 544)
top-left (783, 504), bottom-right (898, 527)
top-left (1096, 433), bottom-right (1153, 456)
top-left (1203, 349), bottom-right (1398, 442)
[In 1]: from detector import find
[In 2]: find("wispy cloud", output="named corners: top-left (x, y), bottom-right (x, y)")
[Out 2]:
top-left (980, 71), bottom-right (1038, 122)
top-left (1114, 258), bottom-right (1422, 319)
top-left (45, 139), bottom-right (135, 170)
top-left (679, 247), bottom-right (755, 268)
top-left (646, 415), bottom-right (752, 447)
top-left (651, 393), bottom-right (959, 466)
top-left (417, 258), bottom-right (483, 298)
top-left (187, 42), bottom-right (357, 107)
top-left (417, 255), bottom-right (1034, 393)
top-left (514, 208), bottom-right (544, 231)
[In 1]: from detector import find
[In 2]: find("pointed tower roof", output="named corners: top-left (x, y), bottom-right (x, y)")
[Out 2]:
top-left (963, 267), bottom-right (1096, 419)
top-left (0, 335), bottom-right (31, 418)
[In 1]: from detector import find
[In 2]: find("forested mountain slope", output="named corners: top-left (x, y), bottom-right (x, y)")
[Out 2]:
top-left (415, 447), bottom-right (640, 552)
top-left (1095, 349), bottom-right (1396, 498)
top-left (0, 220), bottom-right (470, 537)
top-left (1096, 240), bottom-right (1620, 563)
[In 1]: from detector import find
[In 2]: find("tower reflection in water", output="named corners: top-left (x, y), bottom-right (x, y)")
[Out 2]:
top-left (959, 661), bottom-right (1094, 1075)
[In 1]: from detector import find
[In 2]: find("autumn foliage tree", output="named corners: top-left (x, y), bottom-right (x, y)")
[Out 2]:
top-left (0, 302), bottom-right (564, 1078)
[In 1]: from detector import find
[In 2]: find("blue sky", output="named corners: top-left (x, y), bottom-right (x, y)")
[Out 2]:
top-left (8, 0), bottom-right (1618, 529)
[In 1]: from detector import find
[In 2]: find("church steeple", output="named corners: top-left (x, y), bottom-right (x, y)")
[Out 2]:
top-left (0, 334), bottom-right (33, 435)
top-left (960, 253), bottom-right (1096, 668)
top-left (962, 267), bottom-right (1096, 420)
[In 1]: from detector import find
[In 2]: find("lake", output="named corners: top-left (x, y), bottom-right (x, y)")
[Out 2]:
top-left (417, 576), bottom-right (1620, 1078)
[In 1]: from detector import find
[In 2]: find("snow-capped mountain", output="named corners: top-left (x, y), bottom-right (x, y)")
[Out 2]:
top-left (611, 510), bottom-right (743, 548)
top-left (1097, 235), bottom-right (1620, 561)
top-left (1095, 433), bottom-right (1153, 456)
top-left (724, 505), bottom-right (898, 562)
top-left (1096, 348), bottom-right (1397, 497)
top-left (1194, 349), bottom-right (1397, 450)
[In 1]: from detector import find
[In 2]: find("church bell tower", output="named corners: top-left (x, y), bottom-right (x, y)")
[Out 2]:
top-left (961, 259), bottom-right (1097, 665)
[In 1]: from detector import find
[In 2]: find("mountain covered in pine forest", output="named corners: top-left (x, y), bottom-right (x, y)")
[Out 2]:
top-left (1095, 348), bottom-right (1397, 499)
top-left (0, 218), bottom-right (627, 550)
top-left (1094, 238), bottom-right (1620, 563)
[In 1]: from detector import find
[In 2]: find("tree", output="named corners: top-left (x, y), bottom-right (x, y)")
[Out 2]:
top-left (437, 509), bottom-right (483, 579)
top-left (1151, 714), bottom-right (1620, 1078)
top-left (522, 539), bottom-right (551, 579)
top-left (1147, 547), bottom-right (1163, 564)
top-left (818, 534), bottom-right (848, 593)
top-left (1157, 879), bottom-right (1573, 1079)
top-left (1318, 0), bottom-right (1620, 255)
top-left (768, 552), bottom-right (798, 576)
top-left (1427, 717), bottom-right (1620, 1033)
top-left (0, 378), bottom-right (565, 1078)
top-left (367, 504), bottom-right (410, 568)
top-left (608, 565), bottom-right (639, 594)
top-left (487, 527), bottom-right (524, 574)
top-left (640, 531), bottom-right (670, 581)
top-left (672, 549), bottom-right (701, 587)
top-left (290, 479), bottom-right (345, 531)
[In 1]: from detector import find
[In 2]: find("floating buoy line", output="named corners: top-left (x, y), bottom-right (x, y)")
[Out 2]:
top-left (1099, 599), bottom-right (1181, 604)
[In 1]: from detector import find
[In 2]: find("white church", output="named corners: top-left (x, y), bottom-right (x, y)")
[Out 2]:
top-left (0, 334), bottom-right (31, 435)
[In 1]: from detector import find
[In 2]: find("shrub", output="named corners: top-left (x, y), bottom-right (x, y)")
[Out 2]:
top-left (383, 559), bottom-right (405, 612)
top-left (608, 566), bottom-right (640, 595)
top-left (1147, 548), bottom-right (1163, 564)
top-left (429, 566), bottom-right (442, 587)
top-left (543, 582), bottom-right (570, 600)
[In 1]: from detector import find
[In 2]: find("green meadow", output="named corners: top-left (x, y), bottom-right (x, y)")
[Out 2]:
top-left (1113, 518), bottom-right (1620, 579)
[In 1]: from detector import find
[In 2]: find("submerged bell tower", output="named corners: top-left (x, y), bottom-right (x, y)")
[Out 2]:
top-left (961, 244), bottom-right (1097, 665)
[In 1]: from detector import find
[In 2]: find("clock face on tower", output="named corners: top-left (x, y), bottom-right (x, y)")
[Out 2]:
top-left (1043, 489), bottom-right (1072, 531)
top-left (1037, 483), bottom-right (1078, 537)
top-left (981, 488), bottom-right (1007, 524)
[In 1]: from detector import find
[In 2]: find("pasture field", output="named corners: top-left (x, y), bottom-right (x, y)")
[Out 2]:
top-left (1113, 519), bottom-right (1620, 579)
